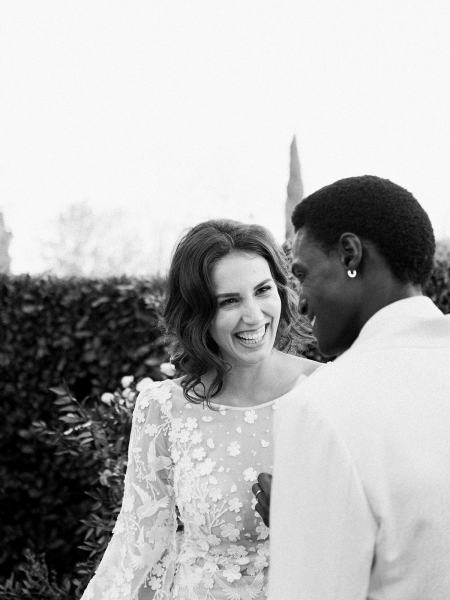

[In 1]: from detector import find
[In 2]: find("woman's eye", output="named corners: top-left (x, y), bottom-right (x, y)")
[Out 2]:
top-left (219, 297), bottom-right (238, 307)
top-left (256, 285), bottom-right (272, 295)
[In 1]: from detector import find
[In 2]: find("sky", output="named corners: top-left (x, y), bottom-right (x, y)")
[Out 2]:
top-left (1, 1), bottom-right (449, 275)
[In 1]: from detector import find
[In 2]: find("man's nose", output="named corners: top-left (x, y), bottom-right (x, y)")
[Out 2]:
top-left (298, 297), bottom-right (309, 317)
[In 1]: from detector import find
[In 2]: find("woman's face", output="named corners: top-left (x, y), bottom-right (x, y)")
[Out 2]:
top-left (209, 251), bottom-right (282, 368)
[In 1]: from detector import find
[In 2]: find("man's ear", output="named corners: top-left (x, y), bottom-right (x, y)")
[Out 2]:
top-left (337, 232), bottom-right (363, 272)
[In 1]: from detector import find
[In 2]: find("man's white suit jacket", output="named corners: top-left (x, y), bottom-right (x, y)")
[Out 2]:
top-left (269, 296), bottom-right (450, 600)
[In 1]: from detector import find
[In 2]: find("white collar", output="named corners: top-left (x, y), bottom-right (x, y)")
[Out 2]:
top-left (353, 296), bottom-right (442, 346)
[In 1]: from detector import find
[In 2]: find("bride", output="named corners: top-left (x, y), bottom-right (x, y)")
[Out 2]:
top-left (80, 219), bottom-right (320, 600)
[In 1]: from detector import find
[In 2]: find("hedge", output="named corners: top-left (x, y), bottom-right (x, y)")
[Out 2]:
top-left (425, 259), bottom-right (450, 314)
top-left (0, 275), bottom-right (169, 583)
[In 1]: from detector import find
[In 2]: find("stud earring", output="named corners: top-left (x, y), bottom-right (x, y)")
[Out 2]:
top-left (347, 269), bottom-right (357, 278)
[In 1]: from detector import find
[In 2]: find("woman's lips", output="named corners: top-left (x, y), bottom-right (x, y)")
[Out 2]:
top-left (234, 323), bottom-right (269, 345)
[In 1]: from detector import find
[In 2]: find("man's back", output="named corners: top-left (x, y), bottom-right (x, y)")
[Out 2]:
top-left (269, 297), bottom-right (450, 599)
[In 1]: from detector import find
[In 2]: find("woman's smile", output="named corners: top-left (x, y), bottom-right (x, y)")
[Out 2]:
top-left (234, 323), bottom-right (269, 346)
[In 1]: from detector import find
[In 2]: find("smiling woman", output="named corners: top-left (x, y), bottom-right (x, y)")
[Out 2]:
top-left (210, 252), bottom-right (282, 370)
top-left (80, 218), bottom-right (321, 600)
top-left (164, 219), bottom-right (315, 407)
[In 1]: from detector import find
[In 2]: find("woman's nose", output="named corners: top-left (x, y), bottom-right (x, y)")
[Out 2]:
top-left (242, 299), bottom-right (263, 323)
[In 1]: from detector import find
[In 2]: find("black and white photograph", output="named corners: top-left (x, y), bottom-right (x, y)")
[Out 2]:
top-left (1, 2), bottom-right (449, 599)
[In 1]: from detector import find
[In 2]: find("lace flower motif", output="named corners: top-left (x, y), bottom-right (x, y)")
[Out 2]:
top-left (226, 441), bottom-right (240, 457)
top-left (197, 458), bottom-right (216, 476)
top-left (192, 447), bottom-right (206, 461)
top-left (256, 522), bottom-right (270, 540)
top-left (223, 564), bottom-right (242, 583)
top-left (221, 523), bottom-right (240, 542)
top-left (244, 409), bottom-right (258, 424)
top-left (144, 423), bottom-right (158, 437)
top-left (243, 467), bottom-right (258, 481)
top-left (228, 498), bottom-right (243, 513)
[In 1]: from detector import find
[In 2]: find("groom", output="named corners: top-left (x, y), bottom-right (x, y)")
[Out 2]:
top-left (254, 175), bottom-right (450, 599)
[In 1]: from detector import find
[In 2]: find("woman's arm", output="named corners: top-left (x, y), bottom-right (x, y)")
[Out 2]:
top-left (80, 382), bottom-right (178, 600)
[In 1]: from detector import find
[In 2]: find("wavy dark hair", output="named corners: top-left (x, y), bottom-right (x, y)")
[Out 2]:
top-left (164, 219), bottom-right (312, 407)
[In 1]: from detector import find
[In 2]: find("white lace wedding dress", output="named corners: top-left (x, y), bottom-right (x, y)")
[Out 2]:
top-left (80, 377), bottom-right (297, 600)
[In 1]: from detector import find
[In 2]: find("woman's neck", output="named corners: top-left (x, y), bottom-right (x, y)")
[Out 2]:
top-left (209, 350), bottom-right (296, 407)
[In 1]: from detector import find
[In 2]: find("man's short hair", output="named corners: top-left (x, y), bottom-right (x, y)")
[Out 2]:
top-left (292, 175), bottom-right (435, 286)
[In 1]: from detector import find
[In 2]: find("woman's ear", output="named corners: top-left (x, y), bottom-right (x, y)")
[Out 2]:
top-left (337, 232), bottom-right (363, 272)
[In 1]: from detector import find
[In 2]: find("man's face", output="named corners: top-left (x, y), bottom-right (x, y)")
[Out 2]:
top-left (292, 228), bottom-right (361, 356)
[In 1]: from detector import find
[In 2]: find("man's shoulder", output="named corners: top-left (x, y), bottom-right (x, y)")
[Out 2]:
top-left (288, 340), bottom-right (447, 424)
top-left (406, 312), bottom-right (450, 345)
top-left (296, 351), bottom-right (377, 396)
top-left (355, 303), bottom-right (450, 352)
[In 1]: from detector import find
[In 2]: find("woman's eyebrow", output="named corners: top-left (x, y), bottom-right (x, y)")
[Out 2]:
top-left (215, 278), bottom-right (273, 298)
top-left (216, 292), bottom-right (238, 298)
top-left (254, 278), bottom-right (272, 289)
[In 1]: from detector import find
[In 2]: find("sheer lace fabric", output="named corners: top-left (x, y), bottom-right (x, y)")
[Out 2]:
top-left (81, 379), bottom-right (275, 600)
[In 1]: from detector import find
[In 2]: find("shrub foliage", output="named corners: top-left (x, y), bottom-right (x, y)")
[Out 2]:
top-left (0, 275), bottom-right (169, 590)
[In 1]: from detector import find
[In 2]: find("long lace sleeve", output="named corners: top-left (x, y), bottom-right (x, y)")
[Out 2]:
top-left (81, 382), bottom-right (178, 600)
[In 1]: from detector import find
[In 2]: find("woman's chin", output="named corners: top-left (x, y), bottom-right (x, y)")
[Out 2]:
top-left (230, 342), bottom-right (275, 366)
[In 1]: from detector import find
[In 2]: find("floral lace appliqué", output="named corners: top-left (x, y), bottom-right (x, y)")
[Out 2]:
top-left (81, 380), bottom-right (272, 600)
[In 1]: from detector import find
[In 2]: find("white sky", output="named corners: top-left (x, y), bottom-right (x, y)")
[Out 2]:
top-left (1, 0), bottom-right (449, 275)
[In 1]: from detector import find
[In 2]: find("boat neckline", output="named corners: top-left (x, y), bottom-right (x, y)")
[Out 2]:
top-left (170, 372), bottom-right (308, 411)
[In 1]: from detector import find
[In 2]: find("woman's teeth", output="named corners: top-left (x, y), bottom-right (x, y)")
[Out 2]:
top-left (235, 325), bottom-right (266, 344)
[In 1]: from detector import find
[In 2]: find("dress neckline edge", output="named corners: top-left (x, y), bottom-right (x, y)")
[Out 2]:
top-left (177, 372), bottom-right (308, 411)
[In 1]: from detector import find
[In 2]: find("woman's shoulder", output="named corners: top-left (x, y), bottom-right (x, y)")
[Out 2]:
top-left (266, 352), bottom-right (322, 400)
top-left (136, 377), bottom-right (173, 398)
top-left (134, 377), bottom-right (185, 418)
top-left (279, 352), bottom-right (323, 378)
top-left (136, 377), bottom-right (183, 395)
